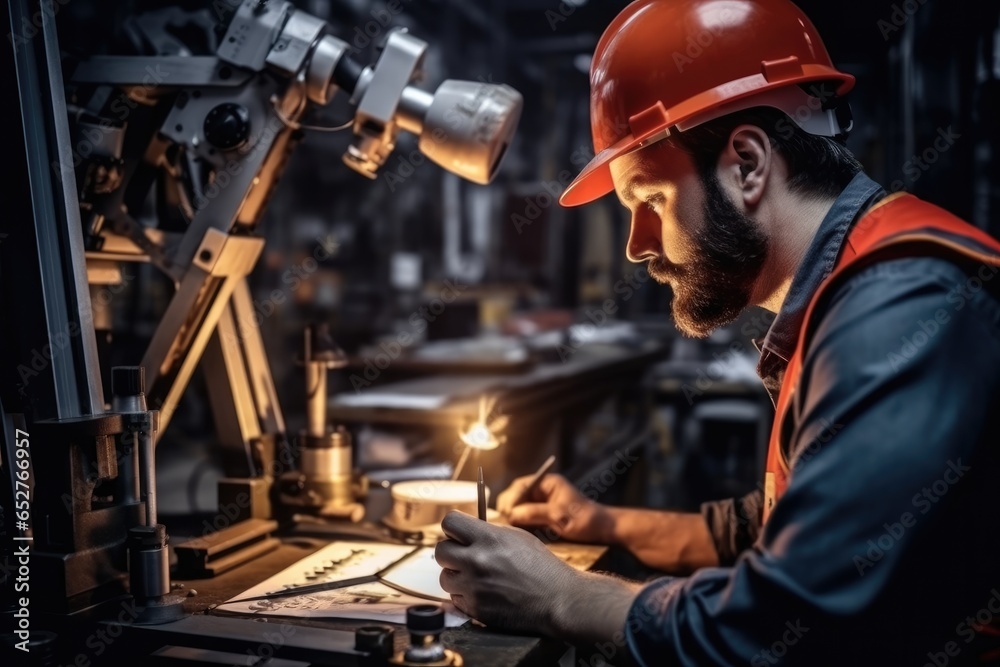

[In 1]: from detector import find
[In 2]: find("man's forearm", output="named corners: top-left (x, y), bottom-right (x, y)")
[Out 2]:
top-left (551, 571), bottom-right (642, 646)
top-left (605, 507), bottom-right (719, 572)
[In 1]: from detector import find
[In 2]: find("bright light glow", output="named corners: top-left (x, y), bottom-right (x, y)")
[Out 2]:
top-left (457, 395), bottom-right (507, 451)
top-left (461, 423), bottom-right (495, 449)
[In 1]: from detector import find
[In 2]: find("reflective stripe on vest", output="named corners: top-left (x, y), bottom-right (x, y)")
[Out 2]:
top-left (762, 193), bottom-right (1000, 525)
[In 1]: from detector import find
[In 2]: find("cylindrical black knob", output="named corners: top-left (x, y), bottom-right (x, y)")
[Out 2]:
top-left (204, 103), bottom-right (250, 150)
top-left (112, 366), bottom-right (145, 397)
top-left (332, 54), bottom-right (364, 93)
top-left (406, 604), bottom-right (445, 637)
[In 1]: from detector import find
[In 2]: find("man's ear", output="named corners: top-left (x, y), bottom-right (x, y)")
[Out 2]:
top-left (719, 125), bottom-right (771, 208)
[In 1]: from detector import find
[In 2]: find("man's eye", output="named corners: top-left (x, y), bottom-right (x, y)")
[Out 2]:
top-left (645, 196), bottom-right (665, 214)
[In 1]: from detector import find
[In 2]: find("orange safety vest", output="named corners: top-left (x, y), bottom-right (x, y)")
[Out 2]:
top-left (762, 192), bottom-right (1000, 524)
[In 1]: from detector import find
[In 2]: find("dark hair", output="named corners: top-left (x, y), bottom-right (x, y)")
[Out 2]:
top-left (668, 105), bottom-right (863, 201)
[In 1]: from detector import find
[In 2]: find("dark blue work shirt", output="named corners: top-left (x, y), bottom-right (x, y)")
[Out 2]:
top-left (627, 173), bottom-right (1000, 665)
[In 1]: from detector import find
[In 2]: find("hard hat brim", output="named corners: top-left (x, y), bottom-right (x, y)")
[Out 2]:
top-left (559, 135), bottom-right (645, 208)
top-left (560, 66), bottom-right (855, 208)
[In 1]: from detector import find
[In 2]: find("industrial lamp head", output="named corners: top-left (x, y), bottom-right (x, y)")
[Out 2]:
top-left (335, 29), bottom-right (523, 184)
top-left (397, 80), bottom-right (524, 185)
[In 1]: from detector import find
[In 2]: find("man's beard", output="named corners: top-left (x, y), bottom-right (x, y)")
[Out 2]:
top-left (647, 173), bottom-right (768, 337)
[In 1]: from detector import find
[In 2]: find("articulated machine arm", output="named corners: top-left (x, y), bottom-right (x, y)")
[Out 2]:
top-left (3, 0), bottom-right (520, 625)
top-left (73, 0), bottom-right (522, 449)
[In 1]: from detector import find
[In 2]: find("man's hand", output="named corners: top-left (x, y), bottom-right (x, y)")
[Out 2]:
top-left (496, 473), bottom-right (613, 544)
top-left (435, 510), bottom-right (581, 635)
top-left (435, 511), bottom-right (641, 645)
top-left (498, 473), bottom-right (720, 572)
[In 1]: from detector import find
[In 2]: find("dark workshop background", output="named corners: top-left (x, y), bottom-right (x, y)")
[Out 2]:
top-left (49, 0), bottom-right (1000, 518)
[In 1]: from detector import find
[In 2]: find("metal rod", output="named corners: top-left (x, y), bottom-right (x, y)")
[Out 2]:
top-left (451, 446), bottom-right (471, 481)
top-left (139, 429), bottom-right (156, 525)
top-left (306, 363), bottom-right (327, 437)
top-left (13, 0), bottom-right (106, 419)
top-left (477, 466), bottom-right (486, 521)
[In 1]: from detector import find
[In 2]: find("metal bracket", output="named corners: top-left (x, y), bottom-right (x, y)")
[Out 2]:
top-left (141, 229), bottom-right (265, 436)
top-left (218, 0), bottom-right (292, 72)
top-left (344, 30), bottom-right (427, 178)
top-left (73, 56), bottom-right (252, 88)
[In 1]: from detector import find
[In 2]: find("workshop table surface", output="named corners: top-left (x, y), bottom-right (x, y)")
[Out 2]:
top-left (174, 537), bottom-right (609, 666)
top-left (329, 340), bottom-right (671, 426)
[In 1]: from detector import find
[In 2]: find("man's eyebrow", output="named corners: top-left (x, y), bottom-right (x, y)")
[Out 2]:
top-left (621, 176), bottom-right (640, 204)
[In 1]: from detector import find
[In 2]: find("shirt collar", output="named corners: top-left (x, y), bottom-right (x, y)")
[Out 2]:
top-left (755, 172), bottom-right (887, 399)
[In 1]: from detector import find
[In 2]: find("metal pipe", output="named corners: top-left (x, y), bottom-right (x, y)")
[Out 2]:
top-left (139, 429), bottom-right (156, 526)
top-left (306, 362), bottom-right (327, 438)
top-left (397, 86), bottom-right (434, 135)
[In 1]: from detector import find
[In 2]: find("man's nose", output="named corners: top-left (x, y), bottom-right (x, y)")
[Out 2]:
top-left (626, 210), bottom-right (660, 263)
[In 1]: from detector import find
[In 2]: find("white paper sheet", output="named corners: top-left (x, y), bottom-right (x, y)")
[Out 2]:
top-left (380, 547), bottom-right (449, 601)
top-left (228, 541), bottom-right (412, 601)
top-left (219, 541), bottom-right (467, 627)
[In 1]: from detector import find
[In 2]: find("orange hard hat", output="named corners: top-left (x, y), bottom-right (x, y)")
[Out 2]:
top-left (560, 0), bottom-right (856, 207)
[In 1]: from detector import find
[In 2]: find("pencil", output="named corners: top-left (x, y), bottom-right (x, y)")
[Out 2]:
top-left (477, 465), bottom-right (487, 521)
top-left (511, 454), bottom-right (557, 509)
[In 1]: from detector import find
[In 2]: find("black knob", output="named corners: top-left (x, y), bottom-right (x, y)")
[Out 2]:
top-left (112, 366), bottom-right (145, 397)
top-left (406, 604), bottom-right (445, 637)
top-left (204, 103), bottom-right (250, 150)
